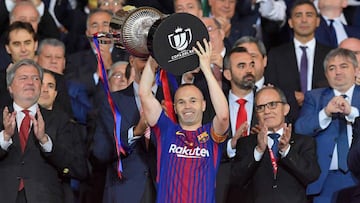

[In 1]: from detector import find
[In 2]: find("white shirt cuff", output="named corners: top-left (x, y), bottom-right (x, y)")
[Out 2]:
top-left (128, 126), bottom-right (141, 145)
top-left (0, 130), bottom-right (12, 151)
top-left (227, 139), bottom-right (236, 158)
top-left (254, 147), bottom-right (264, 161)
top-left (40, 134), bottom-right (53, 152)
top-left (279, 145), bottom-right (291, 158)
top-left (346, 107), bottom-right (359, 123)
top-left (93, 72), bottom-right (100, 85)
top-left (319, 109), bottom-right (332, 129)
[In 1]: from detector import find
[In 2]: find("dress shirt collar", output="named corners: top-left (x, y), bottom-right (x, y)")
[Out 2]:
top-left (255, 77), bottom-right (265, 91)
top-left (333, 84), bottom-right (355, 101)
top-left (228, 89), bottom-right (254, 105)
top-left (323, 15), bottom-right (342, 26)
top-left (293, 37), bottom-right (316, 50)
top-left (267, 128), bottom-right (284, 139)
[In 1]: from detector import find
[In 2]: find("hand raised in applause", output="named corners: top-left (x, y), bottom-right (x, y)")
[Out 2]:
top-left (255, 124), bottom-right (268, 153)
top-left (231, 122), bottom-right (248, 149)
top-left (2, 107), bottom-right (17, 141)
top-left (279, 123), bottom-right (291, 152)
top-left (32, 108), bottom-right (48, 144)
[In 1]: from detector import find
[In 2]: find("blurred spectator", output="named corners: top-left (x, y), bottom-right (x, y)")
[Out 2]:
top-left (173, 0), bottom-right (203, 18)
top-left (107, 61), bottom-right (132, 92)
top-left (339, 38), bottom-right (360, 85)
top-left (265, 0), bottom-right (332, 123)
top-left (315, 0), bottom-right (360, 48)
top-left (98, 0), bottom-right (124, 13)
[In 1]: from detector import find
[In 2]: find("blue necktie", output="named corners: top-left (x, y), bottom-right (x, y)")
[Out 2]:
top-left (328, 19), bottom-right (338, 47)
top-left (337, 94), bottom-right (349, 172)
top-left (269, 133), bottom-right (280, 159)
top-left (300, 46), bottom-right (308, 94)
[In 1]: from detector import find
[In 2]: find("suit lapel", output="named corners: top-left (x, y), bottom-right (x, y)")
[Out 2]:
top-left (352, 85), bottom-right (360, 108)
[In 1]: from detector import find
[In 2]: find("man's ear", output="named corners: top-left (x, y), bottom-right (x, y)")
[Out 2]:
top-left (223, 69), bottom-right (231, 81)
top-left (283, 103), bottom-right (290, 117)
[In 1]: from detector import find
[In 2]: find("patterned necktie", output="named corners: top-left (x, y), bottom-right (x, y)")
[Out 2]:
top-left (300, 46), bottom-right (308, 94)
top-left (268, 133), bottom-right (280, 159)
top-left (337, 94), bottom-right (349, 172)
top-left (236, 99), bottom-right (248, 136)
top-left (19, 110), bottom-right (31, 153)
top-left (328, 19), bottom-right (338, 47)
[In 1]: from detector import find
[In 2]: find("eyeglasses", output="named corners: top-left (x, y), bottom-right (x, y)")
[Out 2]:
top-left (100, 0), bottom-right (123, 7)
top-left (255, 101), bottom-right (284, 113)
top-left (110, 72), bottom-right (124, 79)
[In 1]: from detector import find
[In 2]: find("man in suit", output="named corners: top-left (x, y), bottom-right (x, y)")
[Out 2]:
top-left (219, 46), bottom-right (257, 203)
top-left (65, 8), bottom-right (129, 99)
top-left (233, 36), bottom-right (268, 91)
top-left (315, 0), bottom-right (360, 48)
top-left (265, 0), bottom-right (332, 123)
top-left (0, 59), bottom-right (83, 203)
top-left (36, 38), bottom-right (74, 119)
top-left (295, 48), bottom-right (359, 203)
top-left (38, 69), bottom-right (89, 203)
top-left (231, 86), bottom-right (320, 203)
top-left (92, 54), bottom-right (166, 203)
top-left (0, 21), bottom-right (38, 114)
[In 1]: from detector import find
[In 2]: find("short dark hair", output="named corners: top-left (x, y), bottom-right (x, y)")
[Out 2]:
top-left (223, 46), bottom-right (249, 70)
top-left (290, 0), bottom-right (319, 17)
top-left (5, 21), bottom-right (37, 45)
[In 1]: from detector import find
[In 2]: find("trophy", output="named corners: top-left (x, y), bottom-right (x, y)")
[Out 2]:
top-left (107, 6), bottom-right (209, 75)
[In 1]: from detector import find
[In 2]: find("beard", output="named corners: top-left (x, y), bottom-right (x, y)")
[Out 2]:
top-left (234, 74), bottom-right (255, 90)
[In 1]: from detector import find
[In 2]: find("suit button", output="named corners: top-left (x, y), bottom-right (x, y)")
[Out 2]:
top-left (144, 171), bottom-right (149, 177)
top-left (21, 161), bottom-right (25, 165)
top-left (17, 177), bottom-right (21, 180)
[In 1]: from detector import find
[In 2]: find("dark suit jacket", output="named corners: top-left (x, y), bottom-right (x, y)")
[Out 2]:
top-left (92, 84), bottom-right (158, 203)
top-left (0, 106), bottom-right (87, 203)
top-left (294, 86), bottom-right (360, 195)
top-left (349, 117), bottom-right (360, 179)
top-left (231, 133), bottom-right (320, 203)
top-left (265, 41), bottom-right (332, 122)
top-left (315, 16), bottom-right (360, 48)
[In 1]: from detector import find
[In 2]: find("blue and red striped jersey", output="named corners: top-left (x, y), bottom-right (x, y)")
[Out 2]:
top-left (153, 111), bottom-right (225, 203)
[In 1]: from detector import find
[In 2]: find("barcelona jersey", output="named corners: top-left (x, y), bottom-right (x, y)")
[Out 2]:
top-left (153, 111), bottom-right (225, 203)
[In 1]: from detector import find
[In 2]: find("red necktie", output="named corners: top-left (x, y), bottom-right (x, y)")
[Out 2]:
top-left (19, 110), bottom-right (31, 152)
top-left (236, 99), bottom-right (248, 136)
top-left (19, 110), bottom-right (31, 191)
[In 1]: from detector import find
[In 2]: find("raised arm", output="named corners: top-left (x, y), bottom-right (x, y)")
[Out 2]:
top-left (193, 39), bottom-right (229, 135)
top-left (138, 57), bottom-right (162, 127)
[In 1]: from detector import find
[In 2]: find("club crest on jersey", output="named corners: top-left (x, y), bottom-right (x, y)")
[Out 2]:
top-left (197, 132), bottom-right (209, 143)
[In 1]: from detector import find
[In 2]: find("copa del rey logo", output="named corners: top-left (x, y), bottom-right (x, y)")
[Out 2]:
top-left (168, 27), bottom-right (192, 51)
top-left (167, 27), bottom-right (195, 62)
